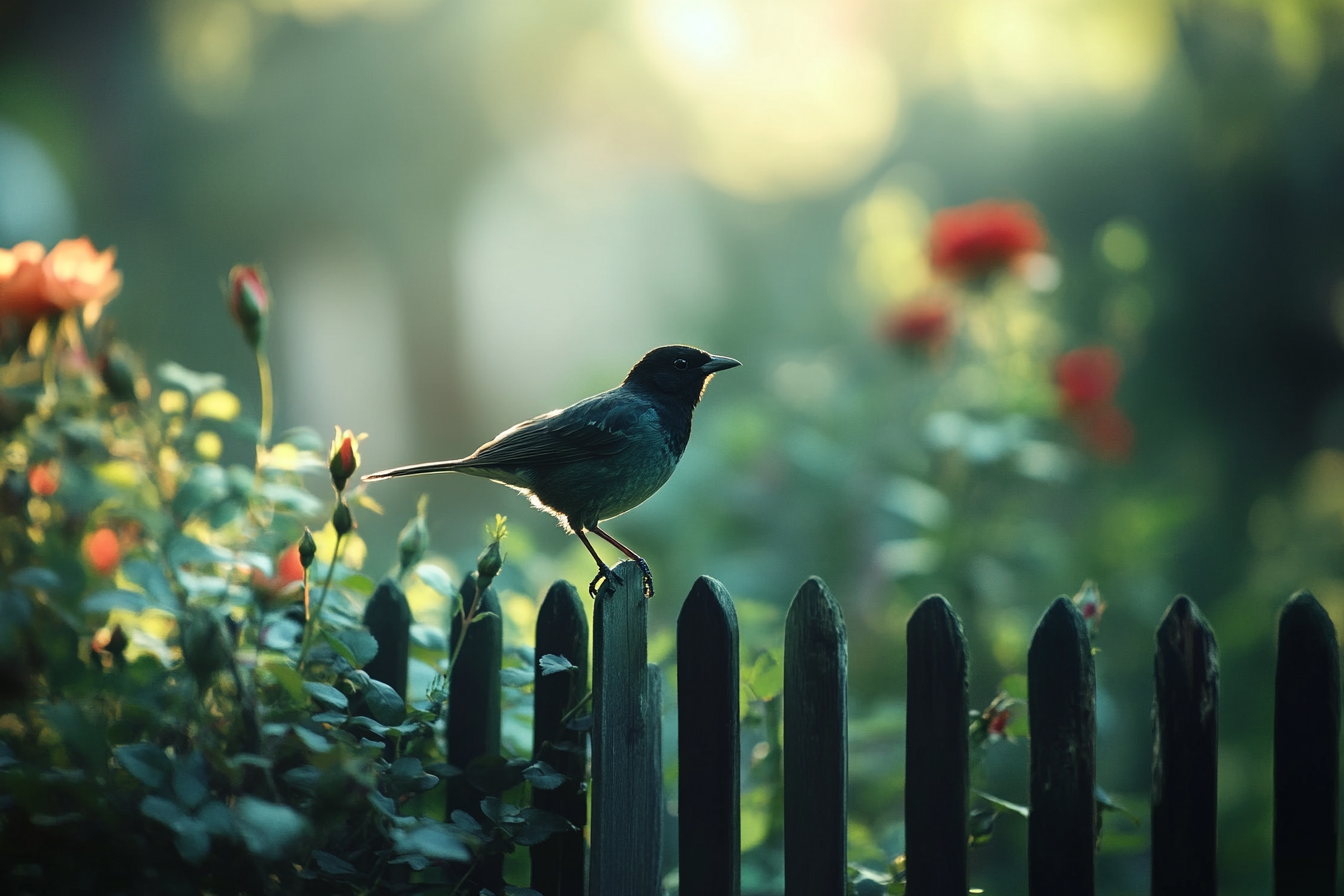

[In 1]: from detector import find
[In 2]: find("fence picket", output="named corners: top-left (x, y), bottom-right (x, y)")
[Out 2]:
top-left (1151, 595), bottom-right (1218, 896)
top-left (1028, 596), bottom-right (1096, 896)
top-left (591, 560), bottom-right (662, 896)
top-left (362, 577), bottom-right (410, 699)
top-left (1274, 590), bottom-right (1341, 896)
top-left (677, 575), bottom-right (741, 896)
top-left (905, 595), bottom-right (968, 896)
top-left (529, 580), bottom-right (589, 896)
top-left (446, 572), bottom-right (503, 892)
top-left (784, 576), bottom-right (847, 896)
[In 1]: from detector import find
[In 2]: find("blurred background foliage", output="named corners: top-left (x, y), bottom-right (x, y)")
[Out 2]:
top-left (4, 0), bottom-right (1344, 893)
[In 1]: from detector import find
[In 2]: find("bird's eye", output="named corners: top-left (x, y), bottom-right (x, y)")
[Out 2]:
top-left (674, 359), bottom-right (688, 370)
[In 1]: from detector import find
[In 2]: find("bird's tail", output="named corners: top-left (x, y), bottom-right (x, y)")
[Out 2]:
top-left (362, 459), bottom-right (469, 482)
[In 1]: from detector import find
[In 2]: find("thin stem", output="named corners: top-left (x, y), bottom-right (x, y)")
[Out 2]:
top-left (297, 531), bottom-right (345, 669)
top-left (559, 690), bottom-right (593, 726)
top-left (445, 574), bottom-right (486, 682)
top-left (446, 853), bottom-right (483, 896)
top-left (255, 348), bottom-right (273, 447)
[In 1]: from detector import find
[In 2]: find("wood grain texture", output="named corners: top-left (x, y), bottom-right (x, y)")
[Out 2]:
top-left (677, 575), bottom-right (741, 896)
top-left (1274, 590), bottom-right (1340, 896)
top-left (1151, 595), bottom-right (1218, 896)
top-left (1028, 596), bottom-right (1096, 896)
top-left (531, 580), bottom-right (590, 896)
top-left (784, 576), bottom-right (847, 896)
top-left (446, 572), bottom-right (503, 892)
top-left (905, 595), bottom-right (968, 896)
top-left (591, 560), bottom-right (662, 896)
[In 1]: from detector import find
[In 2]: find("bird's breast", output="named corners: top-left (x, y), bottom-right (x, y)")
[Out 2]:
top-left (528, 440), bottom-right (679, 531)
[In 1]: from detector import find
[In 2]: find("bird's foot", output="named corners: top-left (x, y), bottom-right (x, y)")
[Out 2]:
top-left (636, 558), bottom-right (654, 599)
top-left (588, 563), bottom-right (622, 599)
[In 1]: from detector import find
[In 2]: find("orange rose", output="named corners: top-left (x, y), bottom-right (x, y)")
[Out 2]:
top-left (0, 238), bottom-right (123, 327)
top-left (83, 527), bottom-right (122, 576)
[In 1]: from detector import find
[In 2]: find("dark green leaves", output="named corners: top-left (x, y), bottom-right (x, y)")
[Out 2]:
top-left (116, 742), bottom-right (172, 789)
top-left (538, 653), bottom-right (575, 676)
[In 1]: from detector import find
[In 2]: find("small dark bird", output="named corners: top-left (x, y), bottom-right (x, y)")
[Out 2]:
top-left (363, 345), bottom-right (740, 598)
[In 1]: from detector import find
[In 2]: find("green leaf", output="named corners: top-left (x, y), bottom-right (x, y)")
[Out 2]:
top-left (367, 790), bottom-right (400, 820)
top-left (1095, 786), bottom-right (1141, 825)
top-left (480, 796), bottom-right (524, 826)
top-left (116, 743), bottom-right (172, 789)
top-left (258, 482), bottom-right (323, 517)
top-left (500, 667), bottom-right (533, 688)
top-left (388, 757), bottom-right (440, 797)
top-left (414, 563), bottom-right (455, 597)
top-left (175, 817), bottom-right (211, 864)
top-left (312, 850), bottom-right (357, 876)
top-left (83, 590), bottom-right (150, 614)
top-left (141, 795), bottom-right (185, 829)
top-left (364, 679), bottom-right (406, 726)
top-left (167, 534), bottom-right (233, 568)
top-left (347, 716), bottom-right (391, 736)
top-left (538, 654), bottom-right (575, 676)
top-left (262, 663), bottom-right (306, 703)
top-left (522, 761), bottom-right (566, 790)
top-left (292, 725), bottom-right (332, 754)
top-left (173, 465), bottom-right (230, 519)
top-left (282, 766), bottom-right (322, 791)
top-left (197, 801), bottom-right (235, 837)
top-left (973, 789), bottom-right (1029, 818)
top-left (747, 649), bottom-right (784, 702)
top-left (505, 888), bottom-right (546, 896)
top-left (311, 711), bottom-right (347, 725)
top-left (173, 752), bottom-right (209, 810)
top-left (233, 796), bottom-right (309, 860)
top-left (410, 624), bottom-right (447, 651)
top-left (10, 567), bottom-right (60, 591)
top-left (389, 854), bottom-right (432, 871)
top-left (513, 808), bottom-right (576, 846)
top-left (334, 629), bottom-right (378, 668)
top-left (122, 560), bottom-right (176, 607)
top-left (395, 821), bottom-right (470, 861)
top-left (302, 681), bottom-right (349, 710)
top-left (157, 362), bottom-right (226, 399)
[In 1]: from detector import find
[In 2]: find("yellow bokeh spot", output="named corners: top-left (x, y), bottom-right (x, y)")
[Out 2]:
top-left (848, 186), bottom-right (932, 300)
top-left (194, 390), bottom-right (241, 421)
top-left (159, 389), bottom-right (188, 414)
top-left (1098, 219), bottom-right (1149, 272)
top-left (194, 431), bottom-right (223, 462)
top-left (93, 460), bottom-right (141, 490)
top-left (502, 593), bottom-right (538, 647)
top-left (312, 522), bottom-right (367, 570)
top-left (635, 0), bottom-right (900, 199)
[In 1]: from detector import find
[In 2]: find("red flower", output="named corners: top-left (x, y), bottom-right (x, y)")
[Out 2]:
top-left (27, 462), bottom-right (59, 497)
top-left (1055, 346), bottom-right (1122, 414)
top-left (252, 545), bottom-right (306, 601)
top-left (881, 293), bottom-right (956, 352)
top-left (987, 709), bottom-right (1011, 737)
top-left (83, 527), bottom-right (121, 576)
top-left (929, 201), bottom-right (1046, 279)
top-left (328, 427), bottom-right (363, 492)
top-left (1079, 403), bottom-right (1135, 462)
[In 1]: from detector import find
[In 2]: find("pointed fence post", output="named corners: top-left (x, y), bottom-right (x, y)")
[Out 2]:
top-left (531, 580), bottom-right (590, 896)
top-left (1274, 590), bottom-right (1340, 896)
top-left (905, 595), bottom-right (968, 896)
top-left (591, 560), bottom-right (662, 896)
top-left (1152, 595), bottom-right (1218, 896)
top-left (677, 576), bottom-right (740, 896)
top-left (446, 572), bottom-right (503, 892)
top-left (1028, 596), bottom-right (1096, 896)
top-left (784, 576), bottom-right (847, 896)
top-left (363, 577), bottom-right (410, 699)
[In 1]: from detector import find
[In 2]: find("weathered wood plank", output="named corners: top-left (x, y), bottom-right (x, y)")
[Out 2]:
top-left (591, 560), bottom-right (662, 896)
top-left (530, 580), bottom-right (590, 896)
top-left (905, 594), bottom-right (968, 896)
top-left (446, 572), bottom-right (503, 892)
top-left (1151, 595), bottom-right (1218, 896)
top-left (362, 577), bottom-right (410, 699)
top-left (677, 576), bottom-right (740, 896)
top-left (1028, 596), bottom-right (1096, 896)
top-left (784, 576), bottom-right (847, 896)
top-left (1274, 590), bottom-right (1340, 896)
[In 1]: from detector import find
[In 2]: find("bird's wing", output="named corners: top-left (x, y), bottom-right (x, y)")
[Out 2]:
top-left (454, 390), bottom-right (649, 469)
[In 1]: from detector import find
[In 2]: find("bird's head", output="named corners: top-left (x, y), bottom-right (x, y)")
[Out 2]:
top-left (624, 344), bottom-right (741, 403)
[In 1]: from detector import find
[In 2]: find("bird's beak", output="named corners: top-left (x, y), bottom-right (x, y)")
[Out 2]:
top-left (700, 354), bottom-right (741, 374)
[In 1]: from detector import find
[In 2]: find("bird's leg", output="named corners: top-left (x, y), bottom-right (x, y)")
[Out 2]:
top-left (591, 525), bottom-right (654, 598)
top-left (575, 529), bottom-right (621, 599)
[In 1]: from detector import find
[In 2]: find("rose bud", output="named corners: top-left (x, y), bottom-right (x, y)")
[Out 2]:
top-left (332, 499), bottom-right (354, 537)
top-left (298, 527), bottom-right (317, 570)
top-left (226, 265), bottom-right (269, 350)
top-left (328, 427), bottom-right (361, 492)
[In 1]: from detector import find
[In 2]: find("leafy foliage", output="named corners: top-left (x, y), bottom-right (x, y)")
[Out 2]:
top-left (0, 291), bottom-right (573, 893)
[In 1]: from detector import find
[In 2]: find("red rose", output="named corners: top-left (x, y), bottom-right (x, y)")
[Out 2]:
top-left (929, 201), bottom-right (1046, 279)
top-left (881, 293), bottom-right (956, 352)
top-left (1055, 346), bottom-right (1123, 414)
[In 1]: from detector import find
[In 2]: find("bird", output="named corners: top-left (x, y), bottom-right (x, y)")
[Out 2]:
top-left (363, 345), bottom-right (741, 598)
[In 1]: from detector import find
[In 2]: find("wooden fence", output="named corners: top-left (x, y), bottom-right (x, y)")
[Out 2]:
top-left (366, 559), bottom-right (1342, 895)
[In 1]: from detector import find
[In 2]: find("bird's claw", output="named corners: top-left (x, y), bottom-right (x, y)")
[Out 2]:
top-left (588, 564), bottom-right (622, 599)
